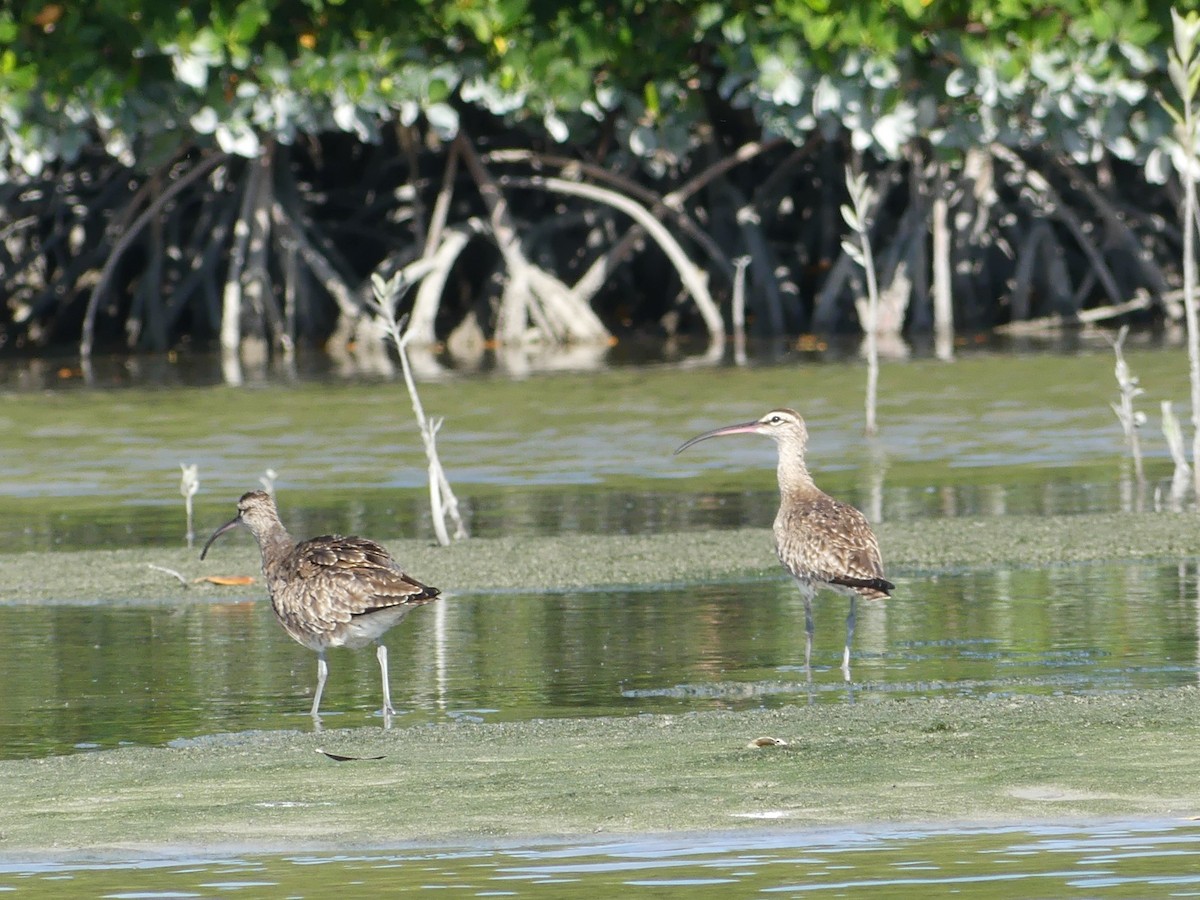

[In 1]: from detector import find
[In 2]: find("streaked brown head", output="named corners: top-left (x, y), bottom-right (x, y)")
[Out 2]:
top-left (200, 490), bottom-right (282, 559)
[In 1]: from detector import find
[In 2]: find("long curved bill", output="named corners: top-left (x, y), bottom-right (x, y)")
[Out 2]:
top-left (200, 515), bottom-right (242, 560)
top-left (674, 419), bottom-right (762, 455)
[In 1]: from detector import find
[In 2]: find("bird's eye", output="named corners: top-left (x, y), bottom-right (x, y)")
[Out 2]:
top-left (769, 415), bottom-right (782, 424)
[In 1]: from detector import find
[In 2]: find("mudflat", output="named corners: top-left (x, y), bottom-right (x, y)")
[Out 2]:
top-left (3, 510), bottom-right (1200, 603)
top-left (2, 687), bottom-right (1196, 854)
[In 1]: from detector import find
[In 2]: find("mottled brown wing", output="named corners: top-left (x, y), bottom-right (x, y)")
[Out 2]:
top-left (280, 535), bottom-right (440, 633)
top-left (774, 497), bottom-right (891, 599)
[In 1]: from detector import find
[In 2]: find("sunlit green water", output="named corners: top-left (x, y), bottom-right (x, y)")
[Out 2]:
top-left (1, 560), bottom-right (1195, 760)
top-left (0, 344), bottom-right (1189, 551)
top-left (2, 820), bottom-right (1198, 896)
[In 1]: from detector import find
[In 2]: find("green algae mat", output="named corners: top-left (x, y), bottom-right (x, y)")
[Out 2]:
top-left (5, 511), bottom-right (1200, 603)
top-left (2, 688), bottom-right (1197, 854)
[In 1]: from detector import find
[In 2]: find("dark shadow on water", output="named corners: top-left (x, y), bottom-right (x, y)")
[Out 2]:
top-left (2, 329), bottom-right (1177, 392)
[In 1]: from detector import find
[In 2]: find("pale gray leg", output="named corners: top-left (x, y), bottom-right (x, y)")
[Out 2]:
top-left (377, 642), bottom-right (396, 717)
top-left (311, 652), bottom-right (328, 718)
top-left (801, 588), bottom-right (814, 670)
top-left (842, 593), bottom-right (857, 680)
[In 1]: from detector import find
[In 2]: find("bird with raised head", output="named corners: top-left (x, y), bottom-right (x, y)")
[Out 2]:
top-left (201, 490), bottom-right (440, 720)
top-left (676, 408), bottom-right (892, 676)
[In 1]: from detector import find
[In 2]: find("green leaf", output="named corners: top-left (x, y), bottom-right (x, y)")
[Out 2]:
top-left (696, 4), bottom-right (724, 31)
top-left (229, 0), bottom-right (270, 45)
top-left (644, 80), bottom-right (660, 118)
top-left (1087, 9), bottom-right (1115, 42)
top-left (1161, 96), bottom-right (1186, 128)
top-left (1123, 21), bottom-right (1160, 47)
top-left (426, 76), bottom-right (451, 104)
top-left (803, 16), bottom-right (837, 50)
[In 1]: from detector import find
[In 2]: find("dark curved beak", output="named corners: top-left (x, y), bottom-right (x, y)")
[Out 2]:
top-left (200, 515), bottom-right (242, 560)
top-left (674, 420), bottom-right (762, 455)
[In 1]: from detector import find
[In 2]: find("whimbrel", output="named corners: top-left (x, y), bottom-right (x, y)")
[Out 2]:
top-left (201, 490), bottom-right (440, 719)
top-left (676, 408), bottom-right (893, 675)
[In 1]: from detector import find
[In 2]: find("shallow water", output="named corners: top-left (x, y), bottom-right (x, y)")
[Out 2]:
top-left (0, 346), bottom-right (1189, 552)
top-left (3, 819), bottom-right (1198, 897)
top-left (2, 559), bottom-right (1195, 760)
top-left (0, 475), bottom-right (1149, 554)
top-left (2, 347), bottom-right (1194, 758)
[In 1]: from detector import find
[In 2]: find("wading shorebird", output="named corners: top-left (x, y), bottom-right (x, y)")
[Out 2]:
top-left (675, 408), bottom-right (893, 676)
top-left (201, 490), bottom-right (440, 720)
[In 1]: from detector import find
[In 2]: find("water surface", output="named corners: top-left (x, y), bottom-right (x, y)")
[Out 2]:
top-left (0, 346), bottom-right (1190, 550)
top-left (2, 559), bottom-right (1195, 760)
top-left (2, 819), bottom-right (1197, 897)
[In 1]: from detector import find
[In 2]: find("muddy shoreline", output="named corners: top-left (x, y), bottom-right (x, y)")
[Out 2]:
top-left (1, 687), bottom-right (1196, 855)
top-left (3, 510), bottom-right (1199, 604)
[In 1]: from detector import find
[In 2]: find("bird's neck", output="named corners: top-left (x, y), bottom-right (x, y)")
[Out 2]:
top-left (777, 449), bottom-right (816, 497)
top-left (255, 524), bottom-right (294, 572)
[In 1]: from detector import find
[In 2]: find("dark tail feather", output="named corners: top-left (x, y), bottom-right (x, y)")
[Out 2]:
top-left (831, 575), bottom-right (894, 596)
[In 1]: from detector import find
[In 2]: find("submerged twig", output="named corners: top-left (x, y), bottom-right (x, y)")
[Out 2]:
top-left (317, 749), bottom-right (386, 762)
top-left (147, 563), bottom-right (188, 587)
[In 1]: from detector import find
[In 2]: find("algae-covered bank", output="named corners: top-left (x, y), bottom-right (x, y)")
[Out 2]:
top-left (1, 689), bottom-right (1197, 854)
top-left (5, 510), bottom-right (1200, 603)
top-left (1, 511), bottom-right (1199, 854)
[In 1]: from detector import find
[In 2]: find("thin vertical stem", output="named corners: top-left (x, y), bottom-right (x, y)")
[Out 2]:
top-left (1107, 325), bottom-right (1145, 491)
top-left (732, 256), bottom-right (750, 366)
top-left (842, 168), bottom-right (882, 437)
top-left (931, 163), bottom-right (954, 361)
top-left (1167, 8), bottom-right (1200, 501)
top-left (1186, 121), bottom-right (1200, 500)
top-left (861, 233), bottom-right (880, 438)
top-left (371, 273), bottom-right (468, 546)
top-left (180, 463), bottom-right (199, 549)
top-left (1162, 400), bottom-right (1191, 510)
